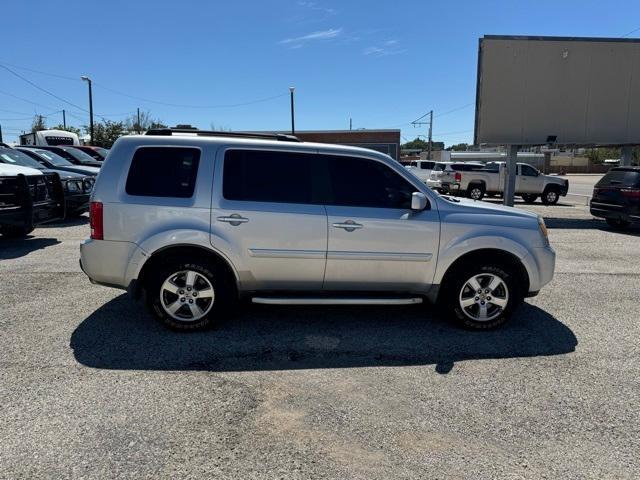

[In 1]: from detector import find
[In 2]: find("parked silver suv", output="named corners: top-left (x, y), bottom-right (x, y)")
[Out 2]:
top-left (80, 129), bottom-right (555, 330)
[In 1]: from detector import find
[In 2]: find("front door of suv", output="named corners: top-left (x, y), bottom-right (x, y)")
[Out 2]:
top-left (321, 154), bottom-right (440, 291)
top-left (212, 149), bottom-right (327, 290)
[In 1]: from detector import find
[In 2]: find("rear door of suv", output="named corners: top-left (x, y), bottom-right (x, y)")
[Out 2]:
top-left (321, 154), bottom-right (440, 291)
top-left (213, 148), bottom-right (328, 290)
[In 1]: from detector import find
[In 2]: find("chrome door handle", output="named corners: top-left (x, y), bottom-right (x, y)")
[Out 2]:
top-left (217, 214), bottom-right (249, 226)
top-left (332, 220), bottom-right (363, 232)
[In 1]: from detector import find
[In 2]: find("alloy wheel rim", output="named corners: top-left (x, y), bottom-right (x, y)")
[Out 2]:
top-left (458, 273), bottom-right (509, 322)
top-left (547, 191), bottom-right (557, 202)
top-left (160, 270), bottom-right (215, 321)
top-left (471, 188), bottom-right (482, 199)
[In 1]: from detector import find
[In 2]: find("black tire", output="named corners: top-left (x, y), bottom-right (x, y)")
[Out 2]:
top-left (441, 262), bottom-right (522, 330)
top-left (541, 187), bottom-right (560, 205)
top-left (146, 257), bottom-right (235, 331)
top-left (606, 218), bottom-right (631, 230)
top-left (521, 194), bottom-right (538, 204)
top-left (467, 184), bottom-right (485, 201)
top-left (0, 224), bottom-right (34, 238)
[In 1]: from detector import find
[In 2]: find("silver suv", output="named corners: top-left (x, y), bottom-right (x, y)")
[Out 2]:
top-left (80, 129), bottom-right (555, 331)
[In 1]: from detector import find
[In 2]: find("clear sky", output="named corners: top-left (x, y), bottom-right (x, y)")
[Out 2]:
top-left (1, 0), bottom-right (639, 146)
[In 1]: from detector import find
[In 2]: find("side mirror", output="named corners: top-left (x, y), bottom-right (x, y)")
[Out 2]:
top-left (411, 192), bottom-right (428, 211)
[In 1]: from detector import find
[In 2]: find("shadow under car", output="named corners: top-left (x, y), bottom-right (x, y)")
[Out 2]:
top-left (71, 295), bottom-right (577, 374)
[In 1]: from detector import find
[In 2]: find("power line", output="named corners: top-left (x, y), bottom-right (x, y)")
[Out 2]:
top-left (0, 88), bottom-right (58, 111)
top-left (0, 63), bottom-right (89, 113)
top-left (0, 60), bottom-right (80, 82)
top-left (434, 102), bottom-right (473, 118)
top-left (621, 26), bottom-right (640, 38)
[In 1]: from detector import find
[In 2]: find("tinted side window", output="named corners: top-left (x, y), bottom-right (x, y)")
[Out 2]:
top-left (126, 147), bottom-right (200, 197)
top-left (223, 150), bottom-right (314, 204)
top-left (520, 165), bottom-right (538, 176)
top-left (420, 161), bottom-right (435, 169)
top-left (326, 156), bottom-right (415, 209)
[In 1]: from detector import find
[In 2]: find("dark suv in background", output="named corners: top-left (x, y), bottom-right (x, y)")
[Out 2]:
top-left (20, 145), bottom-right (101, 168)
top-left (590, 167), bottom-right (640, 229)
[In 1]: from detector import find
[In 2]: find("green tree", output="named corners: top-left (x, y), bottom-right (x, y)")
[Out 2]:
top-left (31, 114), bottom-right (46, 132)
top-left (447, 143), bottom-right (470, 151)
top-left (84, 120), bottom-right (127, 148)
top-left (50, 124), bottom-right (82, 136)
top-left (124, 110), bottom-right (167, 133)
top-left (401, 137), bottom-right (429, 150)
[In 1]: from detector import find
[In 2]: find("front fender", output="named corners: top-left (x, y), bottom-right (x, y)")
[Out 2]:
top-left (433, 234), bottom-right (539, 291)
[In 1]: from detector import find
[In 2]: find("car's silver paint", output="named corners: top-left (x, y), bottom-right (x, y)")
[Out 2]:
top-left (80, 134), bottom-right (555, 301)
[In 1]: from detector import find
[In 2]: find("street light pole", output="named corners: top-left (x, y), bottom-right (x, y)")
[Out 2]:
top-left (289, 86), bottom-right (295, 136)
top-left (81, 76), bottom-right (94, 145)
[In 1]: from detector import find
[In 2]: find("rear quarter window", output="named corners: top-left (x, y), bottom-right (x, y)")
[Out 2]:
top-left (125, 147), bottom-right (200, 197)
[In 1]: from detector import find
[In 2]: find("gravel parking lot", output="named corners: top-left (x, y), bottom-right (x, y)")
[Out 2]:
top-left (1, 201), bottom-right (639, 479)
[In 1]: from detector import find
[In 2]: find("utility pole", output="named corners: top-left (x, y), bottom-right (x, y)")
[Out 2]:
top-left (411, 110), bottom-right (434, 159)
top-left (289, 86), bottom-right (295, 135)
top-left (81, 76), bottom-right (94, 145)
top-left (0, 124), bottom-right (3, 143)
top-left (62, 109), bottom-right (66, 129)
top-left (137, 107), bottom-right (141, 133)
top-left (427, 110), bottom-right (433, 161)
top-left (349, 117), bottom-right (352, 130)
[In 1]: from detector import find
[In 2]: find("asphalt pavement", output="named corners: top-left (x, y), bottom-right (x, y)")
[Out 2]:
top-left (1, 204), bottom-right (639, 479)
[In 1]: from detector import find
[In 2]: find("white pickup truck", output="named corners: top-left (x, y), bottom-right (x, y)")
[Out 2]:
top-left (404, 160), bottom-right (436, 183)
top-left (427, 161), bottom-right (569, 204)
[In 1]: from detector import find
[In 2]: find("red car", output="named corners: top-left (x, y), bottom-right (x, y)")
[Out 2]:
top-left (69, 145), bottom-right (109, 161)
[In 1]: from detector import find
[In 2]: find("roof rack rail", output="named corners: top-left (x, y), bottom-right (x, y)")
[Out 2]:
top-left (145, 128), bottom-right (301, 142)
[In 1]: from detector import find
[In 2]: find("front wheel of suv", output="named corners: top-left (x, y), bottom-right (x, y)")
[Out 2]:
top-left (441, 262), bottom-right (522, 330)
top-left (146, 258), bottom-right (234, 331)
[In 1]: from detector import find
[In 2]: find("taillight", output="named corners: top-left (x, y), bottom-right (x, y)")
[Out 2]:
top-left (454, 172), bottom-right (462, 183)
top-left (621, 188), bottom-right (640, 199)
top-left (90, 201), bottom-right (103, 240)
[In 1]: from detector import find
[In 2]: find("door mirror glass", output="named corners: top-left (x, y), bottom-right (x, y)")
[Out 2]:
top-left (411, 192), bottom-right (428, 211)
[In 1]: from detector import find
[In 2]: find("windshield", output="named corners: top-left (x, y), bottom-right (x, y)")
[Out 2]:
top-left (95, 147), bottom-right (109, 157)
top-left (433, 163), bottom-right (447, 171)
top-left (61, 147), bottom-right (97, 164)
top-left (32, 149), bottom-right (74, 167)
top-left (0, 148), bottom-right (44, 169)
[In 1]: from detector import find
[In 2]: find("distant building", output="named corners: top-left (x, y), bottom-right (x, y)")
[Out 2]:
top-left (265, 129), bottom-right (401, 161)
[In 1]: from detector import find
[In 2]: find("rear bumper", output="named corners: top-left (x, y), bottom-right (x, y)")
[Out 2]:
top-left (590, 201), bottom-right (639, 222)
top-left (80, 238), bottom-right (139, 288)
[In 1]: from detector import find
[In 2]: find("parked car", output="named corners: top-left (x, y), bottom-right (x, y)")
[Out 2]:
top-left (429, 161), bottom-right (568, 204)
top-left (590, 166), bottom-right (640, 229)
top-left (20, 145), bottom-right (102, 168)
top-left (16, 147), bottom-right (100, 176)
top-left (80, 129), bottom-right (555, 331)
top-left (69, 145), bottom-right (109, 161)
top-left (405, 160), bottom-right (436, 183)
top-left (0, 163), bottom-right (64, 237)
top-left (0, 147), bottom-right (94, 218)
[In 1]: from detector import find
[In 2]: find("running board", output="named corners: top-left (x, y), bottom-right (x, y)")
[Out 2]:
top-left (251, 297), bottom-right (423, 305)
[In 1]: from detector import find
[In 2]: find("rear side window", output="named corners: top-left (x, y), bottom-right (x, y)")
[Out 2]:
top-left (325, 155), bottom-right (415, 209)
top-left (223, 150), bottom-right (315, 204)
top-left (596, 169), bottom-right (640, 188)
top-left (420, 161), bottom-right (435, 169)
top-left (126, 147), bottom-right (200, 197)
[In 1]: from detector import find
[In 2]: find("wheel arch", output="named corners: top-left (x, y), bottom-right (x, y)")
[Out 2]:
top-left (435, 248), bottom-right (530, 303)
top-left (134, 244), bottom-right (240, 299)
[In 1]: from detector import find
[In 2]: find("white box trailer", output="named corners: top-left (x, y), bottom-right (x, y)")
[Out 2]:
top-left (19, 129), bottom-right (80, 147)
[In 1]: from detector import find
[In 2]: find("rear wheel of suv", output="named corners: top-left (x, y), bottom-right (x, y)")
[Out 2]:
top-left (521, 194), bottom-right (538, 203)
top-left (606, 218), bottom-right (631, 230)
top-left (467, 184), bottom-right (485, 201)
top-left (541, 187), bottom-right (560, 205)
top-left (441, 262), bottom-right (521, 330)
top-left (147, 258), bottom-right (234, 330)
